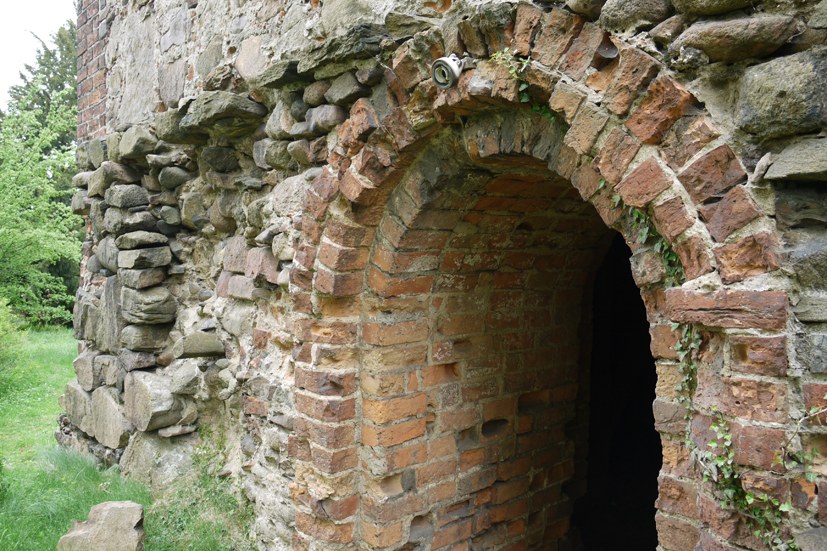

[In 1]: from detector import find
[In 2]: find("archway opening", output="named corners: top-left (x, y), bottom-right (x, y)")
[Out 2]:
top-left (569, 232), bottom-right (660, 550)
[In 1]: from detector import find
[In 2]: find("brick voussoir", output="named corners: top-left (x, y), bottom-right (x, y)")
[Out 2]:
top-left (665, 289), bottom-right (787, 331)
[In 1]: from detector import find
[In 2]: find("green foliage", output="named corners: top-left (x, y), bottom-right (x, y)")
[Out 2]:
top-left (672, 322), bottom-right (701, 410)
top-left (491, 48), bottom-right (556, 123)
top-left (0, 298), bottom-right (22, 372)
top-left (0, 82), bottom-right (80, 324)
top-left (612, 194), bottom-right (685, 287)
top-left (773, 397), bottom-right (827, 483)
top-left (144, 426), bottom-right (256, 551)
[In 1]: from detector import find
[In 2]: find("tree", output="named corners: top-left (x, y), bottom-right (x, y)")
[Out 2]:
top-left (0, 84), bottom-right (80, 324)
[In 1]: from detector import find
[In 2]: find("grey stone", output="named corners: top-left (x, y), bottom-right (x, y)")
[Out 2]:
top-left (385, 12), bottom-right (432, 40)
top-left (205, 171), bottom-right (237, 189)
top-left (74, 349), bottom-right (102, 392)
top-left (201, 146), bottom-right (239, 172)
top-left (567, 0), bottom-right (606, 19)
top-left (98, 237), bottom-right (120, 273)
top-left (209, 203), bottom-right (237, 233)
top-left (228, 274), bottom-right (256, 300)
top-left (161, 8), bottom-right (188, 52)
top-left (87, 254), bottom-right (102, 274)
top-left (159, 166), bottom-right (195, 189)
top-left (297, 23), bottom-right (391, 74)
top-left (107, 133), bottom-right (122, 162)
top-left (303, 81), bottom-right (331, 107)
top-left (670, 16), bottom-right (798, 63)
top-left (156, 220), bottom-right (180, 236)
top-left (197, 37), bottom-right (223, 78)
top-left (812, 2), bottom-right (827, 29)
top-left (120, 324), bottom-right (172, 352)
top-left (122, 286), bottom-right (177, 325)
top-left (264, 99), bottom-right (297, 140)
top-left (72, 190), bottom-right (91, 215)
top-left (765, 139), bottom-right (827, 181)
top-left (356, 66), bottom-right (384, 85)
top-left (179, 91), bottom-right (267, 134)
top-left (119, 126), bottom-right (158, 159)
top-left (234, 176), bottom-right (265, 191)
top-left (57, 501), bottom-right (144, 551)
top-left (124, 371), bottom-right (183, 432)
top-left (287, 140), bottom-right (314, 164)
top-left (671, 0), bottom-right (750, 15)
top-left (291, 98), bottom-right (310, 122)
top-left (92, 387), bottom-right (133, 449)
top-left (73, 171), bottom-right (93, 189)
top-left (599, 0), bottom-right (671, 31)
top-left (103, 208), bottom-right (157, 235)
top-left (159, 59), bottom-right (187, 109)
top-left (116, 231), bottom-right (169, 250)
top-left (160, 206), bottom-right (182, 226)
top-left (324, 72), bottom-right (371, 105)
top-left (258, 60), bottom-right (306, 88)
top-left (173, 332), bottom-right (226, 359)
top-left (118, 349), bottom-right (157, 371)
top-left (170, 360), bottom-right (201, 394)
top-left (105, 185), bottom-right (149, 209)
top-left (307, 104), bottom-right (347, 134)
top-left (155, 108), bottom-right (209, 145)
top-left (118, 247), bottom-right (172, 270)
top-left (180, 190), bottom-right (207, 231)
top-left (288, 121), bottom-right (317, 139)
top-left (97, 277), bottom-right (127, 355)
top-left (58, 378), bottom-right (95, 437)
top-left (98, 355), bottom-right (126, 390)
top-left (794, 294), bottom-right (827, 322)
top-left (272, 174), bottom-right (311, 217)
top-left (158, 425), bottom-right (197, 437)
top-left (88, 138), bottom-right (108, 168)
top-left (254, 138), bottom-right (291, 170)
top-left (797, 333), bottom-right (827, 373)
top-left (88, 162), bottom-right (142, 197)
top-left (76, 145), bottom-right (92, 171)
top-left (73, 292), bottom-right (99, 341)
top-left (797, 527), bottom-right (827, 551)
top-left (120, 431), bottom-right (196, 494)
top-left (737, 47), bottom-right (827, 138)
top-left (775, 187), bottom-right (827, 229)
top-left (789, 237), bottom-right (827, 289)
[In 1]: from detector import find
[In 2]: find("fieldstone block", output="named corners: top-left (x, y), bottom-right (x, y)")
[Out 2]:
top-left (307, 105), bottom-right (348, 134)
top-left (118, 349), bottom-right (157, 372)
top-left (118, 268), bottom-right (166, 290)
top-left (92, 386), bottom-right (133, 449)
top-left (670, 16), bottom-right (798, 63)
top-left (671, 0), bottom-right (750, 14)
top-left (173, 333), bottom-right (226, 359)
top-left (765, 138), bottom-right (827, 181)
top-left (118, 247), bottom-right (172, 270)
top-left (103, 209), bottom-right (157, 236)
top-left (120, 126), bottom-right (158, 159)
top-left (796, 333), bottom-right (827, 373)
top-left (98, 236), bottom-right (120, 273)
top-left (125, 371), bottom-right (184, 432)
top-left (56, 501), bottom-right (144, 551)
top-left (88, 162), bottom-right (142, 198)
top-left (201, 146), bottom-right (239, 172)
top-left (599, 0), bottom-right (671, 33)
top-left (104, 185), bottom-right (149, 209)
top-left (97, 277), bottom-right (127, 355)
top-left (120, 324), bottom-right (172, 352)
top-left (737, 47), bottom-right (827, 138)
top-left (793, 295), bottom-right (827, 322)
top-left (179, 91), bottom-right (268, 133)
top-left (158, 166), bottom-right (195, 190)
top-left (170, 360), bottom-right (200, 395)
top-left (59, 378), bottom-right (95, 437)
top-left (121, 287), bottom-right (177, 325)
top-left (228, 275), bottom-right (256, 300)
top-left (253, 138), bottom-right (291, 170)
top-left (71, 190), bottom-right (90, 215)
top-left (325, 72), bottom-right (371, 105)
top-left (74, 349), bottom-right (102, 392)
top-left (115, 231), bottom-right (168, 250)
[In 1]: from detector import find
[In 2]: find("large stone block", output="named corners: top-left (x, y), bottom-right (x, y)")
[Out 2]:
top-left (121, 286), bottom-right (177, 325)
top-left (59, 378), bottom-right (95, 437)
top-left (96, 277), bottom-right (127, 355)
top-left (103, 208), bottom-right (157, 236)
top-left (172, 332), bottom-right (226, 359)
top-left (124, 371), bottom-right (184, 431)
top-left (73, 349), bottom-right (102, 393)
top-left (120, 324), bottom-right (172, 352)
top-left (118, 247), bottom-right (172, 270)
top-left (92, 386), bottom-right (133, 449)
top-left (765, 139), bottom-right (827, 182)
top-left (670, 16), bottom-right (797, 63)
top-left (104, 185), bottom-right (149, 209)
top-left (56, 501), bottom-right (144, 551)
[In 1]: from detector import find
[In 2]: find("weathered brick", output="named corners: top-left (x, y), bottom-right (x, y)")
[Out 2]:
top-left (295, 511), bottom-right (354, 544)
top-left (363, 393), bottom-right (428, 424)
top-left (713, 232), bottom-right (781, 284)
top-left (625, 76), bottom-right (695, 145)
top-left (296, 392), bottom-right (356, 422)
top-left (650, 325), bottom-right (679, 360)
top-left (655, 512), bottom-right (699, 551)
top-left (665, 289), bottom-right (787, 331)
top-left (564, 102), bottom-right (608, 155)
top-left (673, 235), bottom-right (713, 281)
top-left (548, 82), bottom-right (585, 125)
top-left (652, 196), bottom-right (694, 244)
top-left (363, 319), bottom-right (429, 346)
top-left (593, 127), bottom-right (641, 185)
top-left (311, 165), bottom-right (340, 201)
top-left (297, 320), bottom-right (358, 344)
top-left (531, 8), bottom-right (585, 67)
top-left (659, 116), bottom-right (720, 171)
top-left (678, 145), bottom-right (747, 204)
top-left (312, 446), bottom-right (359, 474)
top-left (559, 23), bottom-right (611, 81)
top-left (695, 368), bottom-right (788, 423)
top-left (362, 417), bottom-right (427, 447)
top-left (730, 336), bottom-right (786, 377)
top-left (417, 457), bottom-right (458, 487)
top-left (315, 267), bottom-right (364, 297)
top-left (367, 267), bottom-right (435, 298)
top-left (441, 406), bottom-right (480, 431)
top-left (318, 241), bottom-right (370, 272)
top-left (513, 3), bottom-right (544, 57)
top-left (615, 157), bottom-right (672, 208)
top-left (296, 367), bottom-right (357, 396)
top-left (603, 46), bottom-right (660, 116)
top-left (324, 218), bottom-right (375, 248)
top-left (361, 520), bottom-right (404, 548)
top-left (700, 185), bottom-right (762, 242)
top-left (432, 518), bottom-right (473, 550)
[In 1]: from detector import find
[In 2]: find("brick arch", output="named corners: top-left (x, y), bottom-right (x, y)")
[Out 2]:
top-left (287, 7), bottom-right (789, 551)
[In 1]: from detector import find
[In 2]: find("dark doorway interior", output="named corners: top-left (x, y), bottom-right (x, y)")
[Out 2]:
top-left (569, 233), bottom-right (661, 550)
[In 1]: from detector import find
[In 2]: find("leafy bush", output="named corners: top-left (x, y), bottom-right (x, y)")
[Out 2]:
top-left (0, 298), bottom-right (21, 372)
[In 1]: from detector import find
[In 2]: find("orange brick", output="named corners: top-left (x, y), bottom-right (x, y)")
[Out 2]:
top-left (361, 520), bottom-right (404, 548)
top-left (417, 458), bottom-right (458, 486)
top-left (432, 518), bottom-right (473, 550)
top-left (363, 418), bottom-right (427, 447)
top-left (363, 393), bottom-right (428, 424)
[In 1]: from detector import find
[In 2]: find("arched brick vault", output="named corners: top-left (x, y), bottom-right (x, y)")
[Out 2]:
top-left (287, 7), bottom-right (790, 551)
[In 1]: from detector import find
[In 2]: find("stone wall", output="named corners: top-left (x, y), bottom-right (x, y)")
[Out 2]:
top-left (64, 0), bottom-right (827, 550)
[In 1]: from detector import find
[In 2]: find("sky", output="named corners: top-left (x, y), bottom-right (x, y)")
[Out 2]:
top-left (0, 1), bottom-right (77, 107)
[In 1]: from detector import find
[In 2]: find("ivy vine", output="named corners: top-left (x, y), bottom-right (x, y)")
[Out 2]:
top-left (490, 48), bottom-right (556, 122)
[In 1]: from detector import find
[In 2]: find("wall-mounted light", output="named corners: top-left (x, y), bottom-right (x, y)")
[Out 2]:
top-left (431, 54), bottom-right (465, 89)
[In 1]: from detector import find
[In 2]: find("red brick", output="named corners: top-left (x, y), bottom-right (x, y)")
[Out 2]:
top-left (244, 396), bottom-right (268, 416)
top-left (701, 185), bottom-right (762, 242)
top-left (650, 325), bottom-right (679, 360)
top-left (730, 336), bottom-right (786, 377)
top-left (652, 196), bottom-right (694, 244)
top-left (297, 320), bottom-right (358, 344)
top-left (548, 83), bottom-right (585, 125)
top-left (593, 127), bottom-right (642, 185)
top-left (655, 512), bottom-right (699, 551)
top-left (312, 446), bottom-right (359, 474)
top-left (564, 102), bottom-right (609, 155)
top-left (324, 218), bottom-right (375, 248)
top-left (442, 407), bottom-right (480, 431)
top-left (460, 446), bottom-right (498, 472)
top-left (432, 518), bottom-right (473, 550)
top-left (531, 8), bottom-right (585, 67)
top-left (664, 289), bottom-right (787, 331)
top-left (713, 232), bottom-right (781, 284)
top-left (363, 418), bottom-right (427, 447)
top-left (559, 23), bottom-right (610, 81)
top-left (315, 267), bottom-right (363, 296)
top-left (615, 156), bottom-right (672, 208)
top-left (513, 3), bottom-right (544, 56)
top-left (678, 145), bottom-right (747, 204)
top-left (363, 319), bottom-right (429, 346)
top-left (381, 216), bottom-right (450, 250)
top-left (417, 458), bottom-right (458, 487)
top-left (295, 367), bottom-right (356, 397)
top-left (361, 520), bottom-right (404, 548)
top-left (295, 511), bottom-right (354, 544)
top-left (311, 165), bottom-right (340, 201)
top-left (373, 246), bottom-right (440, 273)
top-left (295, 392), bottom-right (356, 422)
top-left (363, 393), bottom-right (428, 424)
top-left (439, 315), bottom-right (484, 337)
top-left (603, 46), bottom-right (660, 116)
top-left (659, 115), bottom-right (720, 171)
top-left (368, 267), bottom-right (434, 298)
top-left (655, 476), bottom-right (698, 518)
top-left (732, 422), bottom-right (786, 472)
top-left (673, 235), bottom-right (713, 281)
top-left (625, 76), bottom-right (695, 145)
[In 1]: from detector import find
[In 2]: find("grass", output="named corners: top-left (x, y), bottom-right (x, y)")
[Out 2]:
top-left (0, 328), bottom-right (256, 550)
